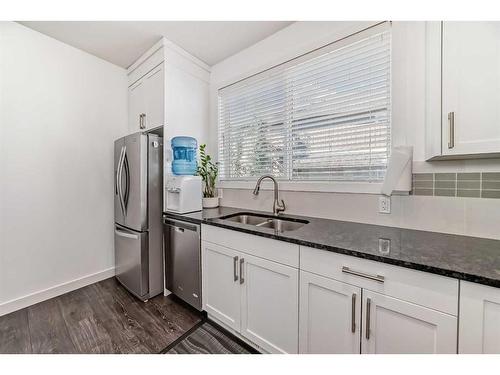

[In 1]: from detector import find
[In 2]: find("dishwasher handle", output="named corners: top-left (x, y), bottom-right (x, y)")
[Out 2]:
top-left (164, 219), bottom-right (200, 234)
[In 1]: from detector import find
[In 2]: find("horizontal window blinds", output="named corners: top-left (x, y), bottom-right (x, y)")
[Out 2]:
top-left (218, 24), bottom-right (391, 182)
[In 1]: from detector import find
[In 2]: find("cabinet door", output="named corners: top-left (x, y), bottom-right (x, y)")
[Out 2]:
top-left (299, 271), bottom-right (361, 354)
top-left (240, 254), bottom-right (299, 353)
top-left (201, 241), bottom-right (241, 331)
top-left (459, 281), bottom-right (500, 354)
top-left (128, 79), bottom-right (146, 132)
top-left (143, 64), bottom-right (165, 130)
top-left (442, 22), bottom-right (500, 155)
top-left (361, 290), bottom-right (457, 353)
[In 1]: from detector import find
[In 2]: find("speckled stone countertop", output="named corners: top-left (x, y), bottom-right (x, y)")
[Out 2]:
top-left (163, 206), bottom-right (500, 288)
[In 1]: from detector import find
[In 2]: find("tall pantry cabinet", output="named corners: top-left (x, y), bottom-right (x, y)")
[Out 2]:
top-left (126, 38), bottom-right (210, 211)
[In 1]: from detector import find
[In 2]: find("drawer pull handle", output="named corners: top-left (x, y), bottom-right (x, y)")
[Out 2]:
top-left (342, 266), bottom-right (385, 283)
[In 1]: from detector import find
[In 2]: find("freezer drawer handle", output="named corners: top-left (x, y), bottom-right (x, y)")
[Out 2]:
top-left (115, 229), bottom-right (139, 240)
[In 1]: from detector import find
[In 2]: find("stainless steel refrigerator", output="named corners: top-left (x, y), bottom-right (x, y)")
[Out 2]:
top-left (114, 132), bottom-right (163, 301)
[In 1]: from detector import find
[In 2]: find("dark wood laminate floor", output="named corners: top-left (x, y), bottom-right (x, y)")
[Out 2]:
top-left (0, 278), bottom-right (202, 354)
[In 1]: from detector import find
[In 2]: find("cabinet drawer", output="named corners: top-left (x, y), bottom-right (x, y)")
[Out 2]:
top-left (201, 225), bottom-right (299, 268)
top-left (300, 246), bottom-right (458, 315)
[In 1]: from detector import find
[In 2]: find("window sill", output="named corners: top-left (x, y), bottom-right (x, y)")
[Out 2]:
top-left (217, 180), bottom-right (384, 194)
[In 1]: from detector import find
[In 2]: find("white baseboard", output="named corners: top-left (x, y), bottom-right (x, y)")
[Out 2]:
top-left (0, 267), bottom-right (115, 317)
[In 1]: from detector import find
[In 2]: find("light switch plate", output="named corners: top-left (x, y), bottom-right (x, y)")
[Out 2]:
top-left (378, 196), bottom-right (391, 214)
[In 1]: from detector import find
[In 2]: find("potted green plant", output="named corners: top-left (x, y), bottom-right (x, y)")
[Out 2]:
top-left (196, 144), bottom-right (219, 208)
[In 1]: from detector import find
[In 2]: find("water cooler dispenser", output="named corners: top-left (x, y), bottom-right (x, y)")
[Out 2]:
top-left (165, 136), bottom-right (202, 213)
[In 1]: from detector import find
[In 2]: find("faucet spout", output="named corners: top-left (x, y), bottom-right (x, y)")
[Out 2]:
top-left (252, 175), bottom-right (286, 216)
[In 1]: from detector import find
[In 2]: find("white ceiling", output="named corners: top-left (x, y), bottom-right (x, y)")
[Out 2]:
top-left (18, 21), bottom-right (293, 68)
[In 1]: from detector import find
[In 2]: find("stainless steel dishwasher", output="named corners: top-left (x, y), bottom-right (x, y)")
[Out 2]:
top-left (163, 218), bottom-right (202, 310)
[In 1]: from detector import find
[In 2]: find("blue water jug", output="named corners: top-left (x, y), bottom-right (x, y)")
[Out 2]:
top-left (171, 136), bottom-right (197, 175)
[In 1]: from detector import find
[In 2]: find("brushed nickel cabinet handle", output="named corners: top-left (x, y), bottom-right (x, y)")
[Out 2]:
top-left (366, 297), bottom-right (371, 340)
top-left (239, 258), bottom-right (244, 284)
top-left (448, 111), bottom-right (455, 149)
top-left (233, 256), bottom-right (239, 282)
top-left (139, 113), bottom-right (146, 129)
top-left (351, 293), bottom-right (357, 333)
top-left (342, 266), bottom-right (385, 283)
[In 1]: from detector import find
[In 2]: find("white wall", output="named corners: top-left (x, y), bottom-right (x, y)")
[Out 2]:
top-left (209, 21), bottom-right (500, 240)
top-left (0, 22), bottom-right (128, 315)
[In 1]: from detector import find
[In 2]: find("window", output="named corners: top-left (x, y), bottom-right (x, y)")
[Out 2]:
top-left (218, 23), bottom-right (391, 184)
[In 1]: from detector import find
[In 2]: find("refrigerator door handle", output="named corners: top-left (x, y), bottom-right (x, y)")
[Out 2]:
top-left (123, 148), bottom-right (130, 212)
top-left (116, 146), bottom-right (125, 217)
top-left (116, 146), bottom-right (124, 197)
top-left (115, 227), bottom-right (139, 240)
top-left (117, 146), bottom-right (127, 217)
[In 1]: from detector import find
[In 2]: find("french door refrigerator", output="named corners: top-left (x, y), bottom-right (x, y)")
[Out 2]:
top-left (114, 132), bottom-right (163, 301)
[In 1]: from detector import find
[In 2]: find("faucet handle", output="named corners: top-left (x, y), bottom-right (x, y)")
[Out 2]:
top-left (277, 199), bottom-right (286, 213)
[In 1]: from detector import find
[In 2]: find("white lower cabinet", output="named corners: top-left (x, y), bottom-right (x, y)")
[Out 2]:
top-left (201, 241), bottom-right (241, 331)
top-left (361, 290), bottom-right (457, 354)
top-left (299, 271), bottom-right (361, 354)
top-left (241, 254), bottom-right (299, 353)
top-left (201, 234), bottom-right (299, 354)
top-left (202, 228), bottom-right (468, 354)
top-left (459, 281), bottom-right (500, 354)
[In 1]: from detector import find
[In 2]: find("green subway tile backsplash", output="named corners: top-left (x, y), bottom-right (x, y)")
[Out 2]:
top-left (457, 180), bottom-right (480, 189)
top-left (414, 180), bottom-right (434, 189)
top-left (413, 173), bottom-right (434, 181)
top-left (482, 172), bottom-right (500, 180)
top-left (482, 190), bottom-right (500, 199)
top-left (482, 181), bottom-right (500, 190)
top-left (435, 180), bottom-right (456, 189)
top-left (458, 172), bottom-right (481, 180)
top-left (435, 188), bottom-right (456, 197)
top-left (457, 189), bottom-right (481, 198)
top-left (435, 173), bottom-right (456, 181)
top-left (412, 172), bottom-right (500, 199)
top-left (413, 188), bottom-right (434, 196)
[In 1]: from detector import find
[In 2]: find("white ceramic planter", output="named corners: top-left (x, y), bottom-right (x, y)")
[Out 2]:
top-left (202, 197), bottom-right (219, 208)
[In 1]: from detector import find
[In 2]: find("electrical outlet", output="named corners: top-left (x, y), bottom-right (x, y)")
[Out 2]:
top-left (378, 196), bottom-right (391, 214)
top-left (378, 238), bottom-right (391, 254)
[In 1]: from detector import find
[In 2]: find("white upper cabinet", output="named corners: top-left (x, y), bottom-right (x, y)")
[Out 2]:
top-left (127, 62), bottom-right (165, 133)
top-left (426, 21), bottom-right (500, 159)
top-left (361, 290), bottom-right (457, 354)
top-left (442, 22), bottom-right (500, 156)
top-left (459, 281), bottom-right (500, 354)
top-left (126, 39), bottom-right (210, 138)
top-left (128, 79), bottom-right (146, 132)
top-left (299, 271), bottom-right (361, 354)
top-left (142, 64), bottom-right (165, 130)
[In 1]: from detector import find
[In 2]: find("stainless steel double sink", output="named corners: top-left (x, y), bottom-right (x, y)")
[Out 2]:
top-left (219, 213), bottom-right (309, 232)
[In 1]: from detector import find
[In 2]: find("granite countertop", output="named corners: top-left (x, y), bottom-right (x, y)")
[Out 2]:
top-left (163, 206), bottom-right (500, 288)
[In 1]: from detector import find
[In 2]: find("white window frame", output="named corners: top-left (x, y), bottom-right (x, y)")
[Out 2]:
top-left (216, 22), bottom-right (392, 194)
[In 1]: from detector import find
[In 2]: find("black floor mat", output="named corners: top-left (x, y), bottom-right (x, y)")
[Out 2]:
top-left (164, 321), bottom-right (256, 354)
